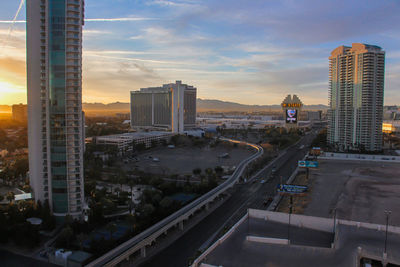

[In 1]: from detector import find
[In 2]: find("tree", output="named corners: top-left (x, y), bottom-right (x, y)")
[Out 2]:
top-left (0, 195), bottom-right (3, 202)
top-left (77, 233), bottom-right (86, 251)
top-left (106, 222), bottom-right (117, 240)
top-left (192, 168), bottom-right (202, 176)
top-left (57, 226), bottom-right (74, 248)
top-left (205, 168), bottom-right (214, 177)
top-left (126, 214), bottom-right (136, 233)
top-left (128, 179), bottom-right (135, 200)
top-left (117, 171), bottom-right (127, 190)
top-left (6, 191), bottom-right (14, 203)
top-left (214, 166), bottom-right (224, 177)
top-left (22, 184), bottom-right (31, 193)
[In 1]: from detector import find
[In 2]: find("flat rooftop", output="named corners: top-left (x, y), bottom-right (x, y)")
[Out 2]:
top-left (96, 131), bottom-right (173, 140)
top-left (304, 159), bottom-right (400, 226)
top-left (200, 214), bottom-right (400, 267)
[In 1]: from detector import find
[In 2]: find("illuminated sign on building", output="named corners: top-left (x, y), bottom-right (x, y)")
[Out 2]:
top-left (286, 109), bottom-right (298, 123)
top-left (282, 103), bottom-right (302, 108)
top-left (281, 94), bottom-right (303, 128)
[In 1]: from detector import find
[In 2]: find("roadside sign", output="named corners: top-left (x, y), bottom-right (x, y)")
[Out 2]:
top-left (298, 160), bottom-right (318, 168)
top-left (14, 193), bottom-right (32, 201)
top-left (277, 184), bottom-right (308, 194)
top-left (310, 147), bottom-right (322, 156)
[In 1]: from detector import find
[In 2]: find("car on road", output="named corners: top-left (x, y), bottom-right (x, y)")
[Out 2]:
top-left (298, 144), bottom-right (305, 150)
top-left (271, 166), bottom-right (277, 176)
top-left (260, 180), bottom-right (266, 184)
top-left (152, 157), bottom-right (160, 162)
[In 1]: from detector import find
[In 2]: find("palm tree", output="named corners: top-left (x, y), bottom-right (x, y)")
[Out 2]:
top-left (128, 179), bottom-right (135, 200)
top-left (118, 171), bottom-right (127, 190)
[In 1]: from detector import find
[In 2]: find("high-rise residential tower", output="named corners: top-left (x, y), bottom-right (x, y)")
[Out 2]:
top-left (328, 43), bottom-right (385, 152)
top-left (130, 81), bottom-right (197, 133)
top-left (27, 0), bottom-right (85, 219)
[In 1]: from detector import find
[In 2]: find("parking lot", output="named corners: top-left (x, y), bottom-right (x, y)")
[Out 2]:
top-left (124, 143), bottom-right (254, 176)
top-left (301, 159), bottom-right (400, 226)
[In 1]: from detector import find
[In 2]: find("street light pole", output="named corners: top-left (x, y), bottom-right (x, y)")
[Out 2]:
top-left (384, 210), bottom-right (391, 254)
top-left (333, 208), bottom-right (337, 234)
top-left (288, 195), bottom-right (293, 244)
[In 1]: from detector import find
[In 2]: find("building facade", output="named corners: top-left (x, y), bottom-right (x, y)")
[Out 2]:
top-left (27, 0), bottom-right (85, 218)
top-left (328, 43), bottom-right (385, 152)
top-left (281, 94), bottom-right (303, 129)
top-left (131, 81), bottom-right (196, 133)
top-left (12, 104), bottom-right (28, 122)
top-left (95, 132), bottom-right (173, 153)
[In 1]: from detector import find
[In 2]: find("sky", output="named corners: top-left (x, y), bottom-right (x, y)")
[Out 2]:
top-left (0, 0), bottom-right (399, 106)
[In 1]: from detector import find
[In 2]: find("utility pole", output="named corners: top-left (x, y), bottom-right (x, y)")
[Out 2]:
top-left (384, 210), bottom-right (391, 255)
top-left (288, 195), bottom-right (293, 244)
top-left (333, 208), bottom-right (337, 233)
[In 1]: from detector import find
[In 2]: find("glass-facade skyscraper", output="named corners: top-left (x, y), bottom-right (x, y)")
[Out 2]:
top-left (328, 43), bottom-right (385, 152)
top-left (27, 0), bottom-right (85, 218)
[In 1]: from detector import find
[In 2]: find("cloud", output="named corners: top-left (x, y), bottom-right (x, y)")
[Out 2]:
top-left (85, 17), bottom-right (156, 22)
top-left (129, 35), bottom-right (144, 40)
top-left (82, 29), bottom-right (111, 35)
top-left (0, 57), bottom-right (26, 77)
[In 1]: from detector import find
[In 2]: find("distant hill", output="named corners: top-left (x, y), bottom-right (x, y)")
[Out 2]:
top-left (83, 102), bottom-right (129, 111)
top-left (196, 99), bottom-right (328, 112)
top-left (1, 99), bottom-right (328, 116)
top-left (82, 99), bottom-right (329, 114)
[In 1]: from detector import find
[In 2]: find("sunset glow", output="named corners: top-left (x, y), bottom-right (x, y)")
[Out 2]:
top-left (0, 0), bottom-right (399, 106)
top-left (0, 79), bottom-right (26, 105)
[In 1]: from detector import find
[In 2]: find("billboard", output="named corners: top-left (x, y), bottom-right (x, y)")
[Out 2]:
top-left (298, 160), bottom-right (319, 168)
top-left (277, 184), bottom-right (308, 194)
top-left (286, 109), bottom-right (298, 124)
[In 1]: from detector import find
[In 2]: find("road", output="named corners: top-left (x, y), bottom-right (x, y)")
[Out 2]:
top-left (140, 131), bottom-right (317, 267)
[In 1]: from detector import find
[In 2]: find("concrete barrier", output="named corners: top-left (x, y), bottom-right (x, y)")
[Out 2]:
top-left (249, 209), bottom-right (400, 236)
top-left (246, 236), bottom-right (289, 245)
top-left (250, 209), bottom-right (334, 233)
top-left (338, 219), bottom-right (400, 235)
top-left (191, 212), bottom-right (249, 267)
top-left (319, 152), bottom-right (400, 163)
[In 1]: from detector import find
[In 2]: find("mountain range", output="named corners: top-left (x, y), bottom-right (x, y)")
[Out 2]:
top-left (0, 99), bottom-right (329, 115)
top-left (81, 99), bottom-right (328, 113)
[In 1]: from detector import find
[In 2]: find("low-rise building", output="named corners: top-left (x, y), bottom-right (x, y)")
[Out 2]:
top-left (94, 131), bottom-right (174, 152)
top-left (12, 104), bottom-right (27, 122)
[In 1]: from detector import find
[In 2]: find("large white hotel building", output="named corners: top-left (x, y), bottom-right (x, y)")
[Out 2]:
top-left (130, 81), bottom-right (197, 133)
top-left (27, 0), bottom-right (85, 218)
top-left (328, 43), bottom-right (385, 152)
